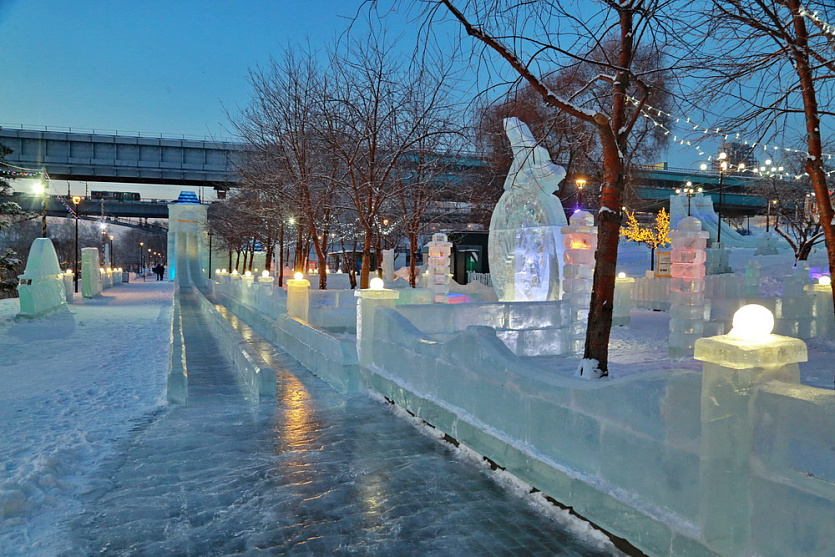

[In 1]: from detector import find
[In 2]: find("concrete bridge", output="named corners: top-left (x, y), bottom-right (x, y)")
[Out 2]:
top-left (0, 126), bottom-right (242, 189)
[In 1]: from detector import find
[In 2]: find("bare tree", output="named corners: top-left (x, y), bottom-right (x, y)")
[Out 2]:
top-left (695, 0), bottom-right (835, 307)
top-left (318, 31), bottom-right (460, 289)
top-left (413, 0), bottom-right (679, 376)
top-left (232, 48), bottom-right (340, 288)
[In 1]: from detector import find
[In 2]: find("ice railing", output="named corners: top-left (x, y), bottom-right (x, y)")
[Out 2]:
top-left (394, 299), bottom-right (574, 357)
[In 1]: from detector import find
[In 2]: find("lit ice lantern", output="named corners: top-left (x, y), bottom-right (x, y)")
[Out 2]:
top-left (820, 275), bottom-right (831, 286)
top-left (727, 304), bottom-right (774, 342)
top-left (369, 277), bottom-right (385, 290)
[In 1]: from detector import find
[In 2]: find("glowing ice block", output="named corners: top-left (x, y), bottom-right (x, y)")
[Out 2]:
top-left (17, 238), bottom-right (67, 317)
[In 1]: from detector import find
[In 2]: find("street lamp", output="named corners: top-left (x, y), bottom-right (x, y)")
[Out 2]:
top-left (109, 235), bottom-right (115, 268)
top-left (139, 242), bottom-right (145, 280)
top-left (575, 178), bottom-right (587, 208)
top-left (34, 171), bottom-right (49, 237)
top-left (766, 198), bottom-right (777, 232)
top-left (676, 181), bottom-right (703, 216)
top-left (99, 223), bottom-right (108, 265)
top-left (72, 196), bottom-right (81, 292)
top-left (717, 152), bottom-right (728, 245)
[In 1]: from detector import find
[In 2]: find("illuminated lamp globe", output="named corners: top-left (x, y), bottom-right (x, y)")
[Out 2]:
top-left (617, 272), bottom-right (627, 279)
top-left (819, 275), bottom-right (831, 286)
top-left (369, 277), bottom-right (385, 290)
top-left (262, 270), bottom-right (270, 278)
top-left (294, 272), bottom-right (304, 281)
top-left (222, 269), bottom-right (227, 274)
top-left (244, 270), bottom-right (252, 277)
top-left (66, 269), bottom-right (73, 274)
top-left (215, 269), bottom-right (220, 274)
top-left (231, 269), bottom-right (238, 275)
top-left (728, 304), bottom-right (774, 342)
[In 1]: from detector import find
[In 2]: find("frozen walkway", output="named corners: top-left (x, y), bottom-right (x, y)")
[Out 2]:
top-left (63, 287), bottom-right (622, 555)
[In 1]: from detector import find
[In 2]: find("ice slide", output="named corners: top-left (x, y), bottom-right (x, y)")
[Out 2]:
top-left (669, 193), bottom-right (759, 248)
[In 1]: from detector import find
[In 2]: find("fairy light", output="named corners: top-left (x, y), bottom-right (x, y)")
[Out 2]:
top-left (630, 97), bottom-right (835, 182)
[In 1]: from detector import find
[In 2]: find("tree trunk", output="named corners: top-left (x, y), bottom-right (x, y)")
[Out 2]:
top-left (360, 227), bottom-right (373, 289)
top-left (409, 232), bottom-right (419, 288)
top-left (787, 0), bottom-right (835, 315)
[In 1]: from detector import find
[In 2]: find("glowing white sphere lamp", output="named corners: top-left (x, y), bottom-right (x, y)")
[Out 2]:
top-left (819, 275), bottom-right (831, 286)
top-left (294, 271), bottom-right (304, 281)
top-left (262, 270), bottom-right (270, 278)
top-left (369, 277), bottom-right (385, 290)
top-left (728, 304), bottom-right (774, 342)
top-left (617, 272), bottom-right (627, 279)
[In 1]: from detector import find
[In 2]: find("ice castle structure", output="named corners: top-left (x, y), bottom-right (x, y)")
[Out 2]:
top-left (488, 117), bottom-right (568, 302)
top-left (168, 191), bottom-right (208, 285)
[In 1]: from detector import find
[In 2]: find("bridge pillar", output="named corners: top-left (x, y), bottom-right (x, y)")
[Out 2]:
top-left (168, 192), bottom-right (208, 285)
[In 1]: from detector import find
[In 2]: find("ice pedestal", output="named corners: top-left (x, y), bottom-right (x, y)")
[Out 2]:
top-left (426, 233), bottom-right (452, 303)
top-left (669, 217), bottom-right (709, 357)
top-left (804, 283), bottom-right (834, 337)
top-left (17, 238), bottom-right (67, 317)
top-left (562, 211), bottom-right (596, 353)
top-left (742, 260), bottom-right (761, 297)
top-left (286, 277), bottom-right (310, 322)
top-left (355, 287), bottom-right (399, 367)
top-left (382, 249), bottom-right (395, 282)
top-left (62, 272), bottom-right (74, 303)
top-left (694, 326), bottom-right (806, 555)
top-left (705, 242), bottom-right (732, 275)
top-left (81, 247), bottom-right (102, 299)
top-left (755, 233), bottom-right (779, 255)
top-left (613, 275), bottom-right (634, 326)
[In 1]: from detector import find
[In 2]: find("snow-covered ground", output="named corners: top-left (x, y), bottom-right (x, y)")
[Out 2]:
top-left (0, 281), bottom-right (173, 554)
top-left (1, 244), bottom-right (833, 554)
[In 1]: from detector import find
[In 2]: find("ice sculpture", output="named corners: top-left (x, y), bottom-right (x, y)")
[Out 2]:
top-left (613, 273), bottom-right (635, 326)
top-left (562, 211), bottom-right (597, 352)
top-left (17, 238), bottom-right (67, 317)
top-left (81, 247), bottom-right (102, 298)
top-left (694, 305), bottom-right (806, 554)
top-left (287, 274), bottom-right (310, 322)
top-left (488, 118), bottom-right (568, 302)
top-left (426, 233), bottom-right (452, 303)
top-left (668, 217), bottom-right (709, 358)
top-left (168, 191), bottom-right (208, 284)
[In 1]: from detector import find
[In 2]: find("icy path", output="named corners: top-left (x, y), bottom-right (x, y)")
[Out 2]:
top-left (65, 288), bottom-right (621, 555)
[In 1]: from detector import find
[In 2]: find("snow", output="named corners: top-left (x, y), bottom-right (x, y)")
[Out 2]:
top-left (0, 281), bottom-right (173, 555)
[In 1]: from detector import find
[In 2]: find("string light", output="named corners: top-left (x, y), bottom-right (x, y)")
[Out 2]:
top-left (628, 96), bottom-right (835, 180)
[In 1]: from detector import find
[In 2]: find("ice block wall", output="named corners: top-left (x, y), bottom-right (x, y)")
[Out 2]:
top-left (668, 217), bottom-right (709, 358)
top-left (561, 211), bottom-right (596, 353)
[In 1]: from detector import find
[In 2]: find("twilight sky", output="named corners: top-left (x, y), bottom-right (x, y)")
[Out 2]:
top-left (0, 0), bottom-right (363, 139)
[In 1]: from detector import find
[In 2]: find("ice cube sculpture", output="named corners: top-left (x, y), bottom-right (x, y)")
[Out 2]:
top-left (426, 233), bottom-right (452, 303)
top-left (562, 211), bottom-right (596, 352)
top-left (669, 217), bottom-right (709, 358)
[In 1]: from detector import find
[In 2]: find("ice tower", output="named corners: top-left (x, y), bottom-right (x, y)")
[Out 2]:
top-left (488, 118), bottom-right (568, 302)
top-left (167, 191), bottom-right (208, 285)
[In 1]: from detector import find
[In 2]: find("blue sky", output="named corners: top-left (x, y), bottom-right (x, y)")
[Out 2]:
top-left (0, 0), bottom-right (362, 139)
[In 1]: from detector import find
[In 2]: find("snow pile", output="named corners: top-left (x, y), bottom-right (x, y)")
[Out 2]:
top-left (0, 282), bottom-right (173, 555)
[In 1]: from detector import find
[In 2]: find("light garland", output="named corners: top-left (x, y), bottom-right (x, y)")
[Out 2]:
top-left (627, 96), bottom-right (835, 181)
top-left (799, 5), bottom-right (835, 41)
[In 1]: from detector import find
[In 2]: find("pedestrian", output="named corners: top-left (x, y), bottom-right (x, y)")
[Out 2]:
top-left (158, 264), bottom-right (165, 280)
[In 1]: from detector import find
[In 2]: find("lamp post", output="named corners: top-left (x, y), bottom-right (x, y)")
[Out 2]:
top-left (139, 242), bottom-right (145, 280)
top-left (72, 196), bottom-right (81, 292)
top-left (207, 230), bottom-right (213, 280)
top-left (766, 199), bottom-right (777, 232)
top-left (109, 235), bottom-right (115, 268)
top-left (717, 152), bottom-right (728, 245)
top-left (575, 178), bottom-right (587, 209)
top-left (35, 171), bottom-right (49, 237)
top-left (676, 181), bottom-right (703, 216)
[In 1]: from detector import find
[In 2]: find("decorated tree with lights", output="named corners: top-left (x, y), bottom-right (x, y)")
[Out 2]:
top-left (620, 208), bottom-right (671, 271)
top-left (0, 140), bottom-right (25, 297)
